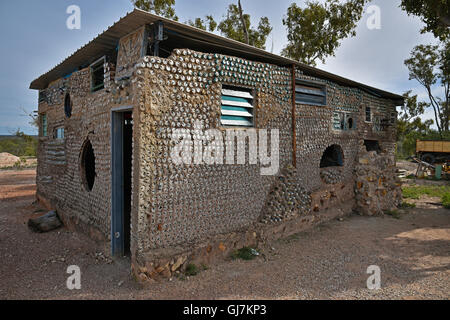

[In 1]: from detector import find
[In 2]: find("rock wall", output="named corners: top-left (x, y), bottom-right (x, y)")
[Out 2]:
top-left (130, 50), bottom-right (399, 278)
top-left (36, 28), bottom-right (142, 244)
top-left (133, 50), bottom-right (293, 262)
top-left (355, 141), bottom-right (402, 215)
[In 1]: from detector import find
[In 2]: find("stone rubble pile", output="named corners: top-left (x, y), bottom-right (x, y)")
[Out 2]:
top-left (354, 143), bottom-right (402, 216)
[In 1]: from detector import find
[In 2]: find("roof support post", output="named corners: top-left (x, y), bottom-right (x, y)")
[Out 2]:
top-left (141, 24), bottom-right (151, 57)
top-left (152, 20), bottom-right (164, 57)
top-left (291, 64), bottom-right (297, 168)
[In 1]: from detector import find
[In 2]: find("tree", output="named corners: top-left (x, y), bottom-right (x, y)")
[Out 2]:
top-left (399, 91), bottom-right (428, 122)
top-left (0, 130), bottom-right (38, 158)
top-left (396, 91), bottom-right (435, 157)
top-left (397, 91), bottom-right (433, 138)
top-left (134, 0), bottom-right (272, 49)
top-left (404, 42), bottom-right (450, 135)
top-left (20, 106), bottom-right (39, 129)
top-left (237, 0), bottom-right (249, 44)
top-left (186, 15), bottom-right (217, 32)
top-left (400, 0), bottom-right (450, 41)
top-left (217, 2), bottom-right (273, 49)
top-left (282, 0), bottom-right (366, 66)
top-left (132, 0), bottom-right (178, 21)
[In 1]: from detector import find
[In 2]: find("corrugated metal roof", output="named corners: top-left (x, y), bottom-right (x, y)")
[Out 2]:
top-left (29, 8), bottom-right (404, 103)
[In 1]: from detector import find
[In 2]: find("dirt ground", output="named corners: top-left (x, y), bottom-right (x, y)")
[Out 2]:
top-left (0, 169), bottom-right (449, 300)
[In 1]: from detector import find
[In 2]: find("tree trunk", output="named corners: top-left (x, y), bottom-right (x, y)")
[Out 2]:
top-left (426, 86), bottom-right (443, 138)
top-left (238, 0), bottom-right (249, 45)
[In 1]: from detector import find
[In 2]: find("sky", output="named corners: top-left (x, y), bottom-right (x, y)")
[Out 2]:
top-left (0, 0), bottom-right (441, 135)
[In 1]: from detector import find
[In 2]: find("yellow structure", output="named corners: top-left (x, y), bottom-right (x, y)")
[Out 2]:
top-left (416, 140), bottom-right (450, 153)
top-left (416, 140), bottom-right (450, 165)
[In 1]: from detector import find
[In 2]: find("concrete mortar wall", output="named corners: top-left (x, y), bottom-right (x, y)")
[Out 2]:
top-left (131, 49), bottom-right (400, 278)
top-left (133, 50), bottom-right (293, 262)
top-left (36, 28), bottom-right (144, 245)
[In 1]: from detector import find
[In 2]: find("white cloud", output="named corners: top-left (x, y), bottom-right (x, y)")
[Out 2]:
top-left (315, 0), bottom-right (438, 94)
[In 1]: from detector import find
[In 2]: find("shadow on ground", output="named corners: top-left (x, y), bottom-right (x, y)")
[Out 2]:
top-left (0, 169), bottom-right (449, 300)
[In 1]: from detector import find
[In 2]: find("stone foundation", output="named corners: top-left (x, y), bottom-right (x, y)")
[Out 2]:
top-left (132, 198), bottom-right (353, 282)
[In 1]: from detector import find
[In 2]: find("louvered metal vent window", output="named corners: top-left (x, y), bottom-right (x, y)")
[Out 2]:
top-left (295, 81), bottom-right (326, 106)
top-left (220, 87), bottom-right (254, 127)
top-left (90, 56), bottom-right (105, 92)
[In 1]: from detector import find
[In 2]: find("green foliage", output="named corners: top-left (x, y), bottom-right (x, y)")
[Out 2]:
top-left (400, 0), bottom-right (450, 41)
top-left (396, 88), bottom-right (450, 159)
top-left (230, 247), bottom-right (259, 261)
top-left (217, 4), bottom-right (272, 49)
top-left (400, 202), bottom-right (416, 208)
top-left (384, 209), bottom-right (401, 219)
top-left (200, 263), bottom-right (209, 271)
top-left (184, 263), bottom-right (199, 276)
top-left (186, 15), bottom-right (217, 32)
top-left (133, 0), bottom-right (271, 49)
top-left (441, 192), bottom-right (450, 209)
top-left (0, 131), bottom-right (37, 157)
top-left (282, 0), bottom-right (366, 66)
top-left (396, 128), bottom-right (443, 159)
top-left (404, 42), bottom-right (450, 134)
top-left (397, 128), bottom-right (450, 159)
top-left (402, 185), bottom-right (450, 199)
top-left (132, 0), bottom-right (178, 20)
top-left (398, 91), bottom-right (429, 123)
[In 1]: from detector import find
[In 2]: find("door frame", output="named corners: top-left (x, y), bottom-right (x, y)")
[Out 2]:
top-left (111, 106), bottom-right (133, 257)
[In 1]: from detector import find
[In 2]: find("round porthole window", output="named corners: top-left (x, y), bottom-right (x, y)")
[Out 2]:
top-left (80, 139), bottom-right (96, 191)
top-left (64, 93), bottom-right (72, 118)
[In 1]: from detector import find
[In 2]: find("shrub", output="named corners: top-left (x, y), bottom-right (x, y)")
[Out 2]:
top-left (384, 210), bottom-right (401, 219)
top-left (442, 193), bottom-right (450, 209)
top-left (184, 264), bottom-right (199, 276)
top-left (401, 202), bottom-right (416, 208)
top-left (230, 247), bottom-right (260, 261)
top-left (0, 131), bottom-right (37, 157)
top-left (200, 264), bottom-right (209, 271)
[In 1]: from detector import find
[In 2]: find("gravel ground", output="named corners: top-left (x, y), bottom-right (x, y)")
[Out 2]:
top-left (0, 169), bottom-right (449, 300)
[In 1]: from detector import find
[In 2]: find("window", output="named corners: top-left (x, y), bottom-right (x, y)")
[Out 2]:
top-left (390, 112), bottom-right (396, 124)
top-left (38, 90), bottom-right (46, 103)
top-left (365, 106), bottom-right (372, 122)
top-left (220, 87), bottom-right (254, 127)
top-left (320, 145), bottom-right (344, 168)
top-left (373, 116), bottom-right (383, 131)
top-left (64, 93), bottom-right (72, 118)
top-left (81, 139), bottom-right (96, 191)
top-left (41, 114), bottom-right (47, 137)
top-left (364, 140), bottom-right (381, 154)
top-left (55, 127), bottom-right (65, 140)
top-left (347, 117), bottom-right (354, 129)
top-left (295, 80), bottom-right (326, 106)
top-left (90, 57), bottom-right (105, 92)
top-left (333, 112), bottom-right (357, 131)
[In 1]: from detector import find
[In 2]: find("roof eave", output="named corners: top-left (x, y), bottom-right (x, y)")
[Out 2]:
top-left (29, 8), bottom-right (404, 103)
